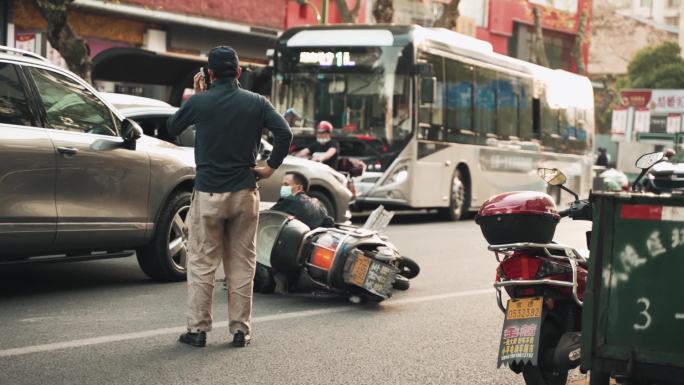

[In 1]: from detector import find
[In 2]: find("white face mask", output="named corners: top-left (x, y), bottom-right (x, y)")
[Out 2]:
top-left (317, 137), bottom-right (330, 144)
top-left (280, 186), bottom-right (293, 198)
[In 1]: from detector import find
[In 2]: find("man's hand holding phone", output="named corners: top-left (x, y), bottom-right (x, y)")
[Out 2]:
top-left (194, 68), bottom-right (208, 93)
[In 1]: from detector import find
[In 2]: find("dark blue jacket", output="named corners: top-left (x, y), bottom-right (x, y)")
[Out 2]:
top-left (168, 78), bottom-right (292, 193)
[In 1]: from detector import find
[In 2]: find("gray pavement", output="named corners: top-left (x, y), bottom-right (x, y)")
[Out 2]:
top-left (0, 215), bottom-right (591, 385)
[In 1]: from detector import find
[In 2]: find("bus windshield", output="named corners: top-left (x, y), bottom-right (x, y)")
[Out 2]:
top-left (274, 46), bottom-right (413, 159)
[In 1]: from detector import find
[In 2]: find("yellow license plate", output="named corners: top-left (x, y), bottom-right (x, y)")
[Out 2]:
top-left (506, 297), bottom-right (543, 320)
top-left (349, 254), bottom-right (372, 286)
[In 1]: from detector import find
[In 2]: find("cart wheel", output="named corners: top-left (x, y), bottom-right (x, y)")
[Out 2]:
top-left (589, 371), bottom-right (610, 385)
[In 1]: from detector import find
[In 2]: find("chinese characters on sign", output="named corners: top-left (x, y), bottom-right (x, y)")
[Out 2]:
top-left (497, 298), bottom-right (543, 367)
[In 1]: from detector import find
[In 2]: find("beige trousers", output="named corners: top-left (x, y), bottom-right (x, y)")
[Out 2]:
top-left (185, 188), bottom-right (259, 334)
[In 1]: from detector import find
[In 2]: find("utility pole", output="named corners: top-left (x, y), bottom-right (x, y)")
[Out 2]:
top-left (322, 0), bottom-right (329, 24)
top-left (679, 0), bottom-right (684, 58)
top-left (1, 0), bottom-right (8, 46)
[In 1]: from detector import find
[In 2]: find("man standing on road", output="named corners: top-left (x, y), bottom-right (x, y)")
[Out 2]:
top-left (167, 46), bottom-right (292, 348)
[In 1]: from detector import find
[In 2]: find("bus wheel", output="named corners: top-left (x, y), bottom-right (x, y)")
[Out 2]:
top-left (439, 169), bottom-right (468, 221)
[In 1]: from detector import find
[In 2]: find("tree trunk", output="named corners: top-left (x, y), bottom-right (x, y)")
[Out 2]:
top-left (33, 0), bottom-right (91, 83)
top-left (372, 0), bottom-right (394, 24)
top-left (573, 10), bottom-right (588, 75)
top-left (334, 0), bottom-right (362, 23)
top-left (531, 7), bottom-right (550, 68)
top-left (433, 0), bottom-right (460, 30)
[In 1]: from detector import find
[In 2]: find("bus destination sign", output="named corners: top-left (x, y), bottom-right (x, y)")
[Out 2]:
top-left (299, 51), bottom-right (356, 67)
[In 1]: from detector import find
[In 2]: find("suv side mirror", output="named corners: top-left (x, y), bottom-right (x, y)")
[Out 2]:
top-left (122, 118), bottom-right (143, 145)
top-left (420, 77), bottom-right (436, 104)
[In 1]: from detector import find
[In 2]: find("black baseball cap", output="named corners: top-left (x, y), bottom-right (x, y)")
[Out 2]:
top-left (208, 46), bottom-right (239, 78)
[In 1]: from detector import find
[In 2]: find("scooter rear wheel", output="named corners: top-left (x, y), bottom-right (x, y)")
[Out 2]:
top-left (392, 275), bottom-right (410, 291)
top-left (522, 320), bottom-right (568, 385)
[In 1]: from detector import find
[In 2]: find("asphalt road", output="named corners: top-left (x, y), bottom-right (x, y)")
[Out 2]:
top-left (0, 215), bottom-right (591, 385)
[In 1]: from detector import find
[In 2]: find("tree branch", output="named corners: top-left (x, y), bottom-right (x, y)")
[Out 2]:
top-left (335, 0), bottom-right (361, 23)
top-left (433, 0), bottom-right (460, 30)
top-left (33, 0), bottom-right (92, 83)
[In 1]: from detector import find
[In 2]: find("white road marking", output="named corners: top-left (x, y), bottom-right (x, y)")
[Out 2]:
top-left (675, 313), bottom-right (684, 320)
top-left (0, 288), bottom-right (492, 358)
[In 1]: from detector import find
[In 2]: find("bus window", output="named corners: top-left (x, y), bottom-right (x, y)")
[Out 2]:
top-left (418, 54), bottom-right (445, 141)
top-left (519, 79), bottom-right (533, 141)
top-left (445, 58), bottom-right (475, 143)
top-left (475, 67), bottom-right (497, 138)
top-left (541, 100), bottom-right (562, 151)
top-left (497, 73), bottom-right (518, 140)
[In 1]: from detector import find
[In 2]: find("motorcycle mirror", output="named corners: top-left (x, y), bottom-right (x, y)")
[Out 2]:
top-left (635, 152), bottom-right (665, 170)
top-left (537, 168), bottom-right (567, 186)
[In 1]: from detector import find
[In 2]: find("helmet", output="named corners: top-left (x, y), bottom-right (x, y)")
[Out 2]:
top-left (316, 121), bottom-right (333, 133)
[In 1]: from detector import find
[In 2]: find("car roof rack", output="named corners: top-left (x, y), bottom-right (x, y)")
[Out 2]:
top-left (0, 45), bottom-right (50, 63)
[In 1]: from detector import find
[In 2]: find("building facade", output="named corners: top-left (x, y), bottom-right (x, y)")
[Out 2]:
top-left (3, 0), bottom-right (371, 102)
top-left (391, 0), bottom-right (591, 73)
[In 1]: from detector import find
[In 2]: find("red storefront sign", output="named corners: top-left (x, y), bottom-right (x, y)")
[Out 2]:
top-left (620, 90), bottom-right (653, 109)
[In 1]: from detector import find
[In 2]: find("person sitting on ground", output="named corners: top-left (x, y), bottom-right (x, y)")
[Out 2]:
top-left (270, 171), bottom-right (334, 229)
top-left (295, 121), bottom-right (339, 169)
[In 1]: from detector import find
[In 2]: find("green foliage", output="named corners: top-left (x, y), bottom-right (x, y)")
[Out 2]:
top-left (625, 41), bottom-right (684, 89)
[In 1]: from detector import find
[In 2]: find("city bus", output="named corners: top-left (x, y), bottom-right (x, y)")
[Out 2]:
top-left (272, 25), bottom-right (594, 220)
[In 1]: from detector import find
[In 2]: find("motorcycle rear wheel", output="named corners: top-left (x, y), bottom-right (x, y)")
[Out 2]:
top-left (522, 320), bottom-right (568, 385)
top-left (392, 275), bottom-right (410, 291)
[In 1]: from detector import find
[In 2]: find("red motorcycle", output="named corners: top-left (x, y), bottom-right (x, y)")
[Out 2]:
top-left (476, 168), bottom-right (592, 385)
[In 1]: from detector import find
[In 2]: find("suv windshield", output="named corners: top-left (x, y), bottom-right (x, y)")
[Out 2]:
top-left (274, 46), bottom-right (413, 162)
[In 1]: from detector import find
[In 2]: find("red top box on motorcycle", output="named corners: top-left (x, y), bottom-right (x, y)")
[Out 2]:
top-left (476, 191), bottom-right (560, 245)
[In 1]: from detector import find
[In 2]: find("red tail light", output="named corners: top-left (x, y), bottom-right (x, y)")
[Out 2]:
top-left (499, 253), bottom-right (542, 280)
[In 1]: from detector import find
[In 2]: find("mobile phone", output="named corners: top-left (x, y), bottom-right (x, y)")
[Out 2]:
top-left (201, 66), bottom-right (211, 88)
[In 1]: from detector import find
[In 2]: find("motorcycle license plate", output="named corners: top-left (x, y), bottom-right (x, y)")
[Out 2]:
top-left (506, 297), bottom-right (543, 320)
top-left (348, 254), bottom-right (394, 296)
top-left (349, 254), bottom-right (372, 286)
top-left (497, 297), bottom-right (543, 368)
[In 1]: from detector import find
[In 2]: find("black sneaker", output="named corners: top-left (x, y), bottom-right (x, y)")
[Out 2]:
top-left (232, 331), bottom-right (251, 347)
top-left (179, 331), bottom-right (206, 347)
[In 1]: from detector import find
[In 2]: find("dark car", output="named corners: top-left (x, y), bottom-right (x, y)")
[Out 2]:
top-left (0, 46), bottom-right (195, 281)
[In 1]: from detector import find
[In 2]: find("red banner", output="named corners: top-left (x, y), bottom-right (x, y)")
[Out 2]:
top-left (620, 90), bottom-right (652, 108)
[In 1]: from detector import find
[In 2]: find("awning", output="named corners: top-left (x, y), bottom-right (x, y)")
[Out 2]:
top-left (92, 47), bottom-right (205, 86)
top-left (92, 47), bottom-right (271, 106)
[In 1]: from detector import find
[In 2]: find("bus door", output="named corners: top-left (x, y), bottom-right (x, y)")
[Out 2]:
top-left (410, 57), bottom-right (452, 208)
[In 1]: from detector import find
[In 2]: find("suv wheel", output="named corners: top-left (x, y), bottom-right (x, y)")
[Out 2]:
top-left (136, 191), bottom-right (191, 281)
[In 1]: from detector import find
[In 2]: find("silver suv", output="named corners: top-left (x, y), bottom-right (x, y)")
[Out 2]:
top-left (0, 47), bottom-right (195, 281)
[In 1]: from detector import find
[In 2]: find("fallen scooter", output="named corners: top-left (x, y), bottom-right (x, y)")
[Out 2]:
top-left (253, 206), bottom-right (419, 303)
